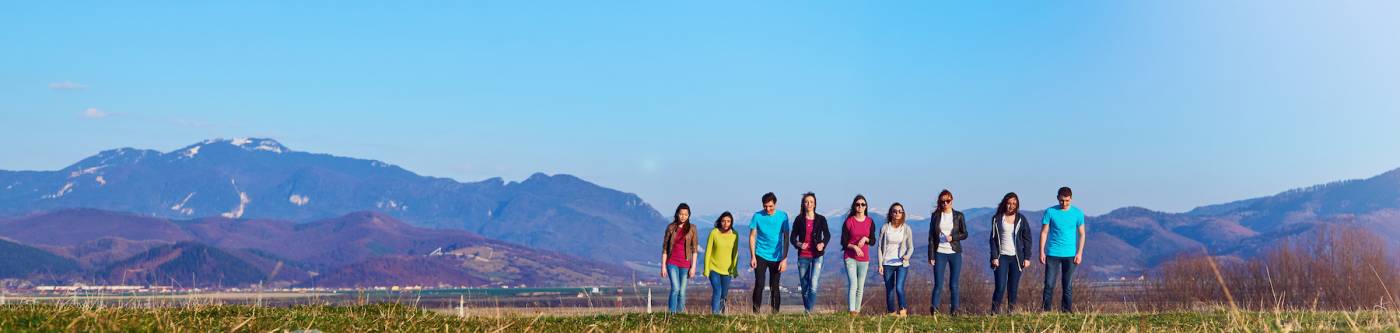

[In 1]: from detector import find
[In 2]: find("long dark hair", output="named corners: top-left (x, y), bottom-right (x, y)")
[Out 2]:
top-left (996, 192), bottom-right (1020, 218)
top-left (935, 189), bottom-right (954, 214)
top-left (887, 202), bottom-right (906, 227)
top-left (714, 211), bottom-right (734, 232)
top-left (800, 192), bottom-right (817, 215)
top-left (846, 194), bottom-right (868, 222)
top-left (671, 203), bottom-right (691, 226)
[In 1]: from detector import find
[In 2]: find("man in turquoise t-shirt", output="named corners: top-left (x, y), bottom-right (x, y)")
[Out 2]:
top-left (748, 192), bottom-right (790, 313)
top-left (1039, 186), bottom-right (1085, 313)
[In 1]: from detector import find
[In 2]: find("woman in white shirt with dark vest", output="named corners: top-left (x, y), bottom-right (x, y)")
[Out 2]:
top-left (927, 189), bottom-right (968, 316)
top-left (989, 192), bottom-right (1033, 314)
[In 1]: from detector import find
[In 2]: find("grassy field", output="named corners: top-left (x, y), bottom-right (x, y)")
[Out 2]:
top-left (0, 303), bottom-right (1396, 332)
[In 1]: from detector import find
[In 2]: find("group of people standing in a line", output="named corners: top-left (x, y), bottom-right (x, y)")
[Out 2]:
top-left (660, 187), bottom-right (1086, 316)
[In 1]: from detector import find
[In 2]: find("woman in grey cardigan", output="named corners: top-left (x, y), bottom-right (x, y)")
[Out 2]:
top-left (877, 202), bottom-right (913, 316)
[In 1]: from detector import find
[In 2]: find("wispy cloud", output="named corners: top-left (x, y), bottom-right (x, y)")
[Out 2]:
top-left (81, 108), bottom-right (111, 118)
top-left (49, 81), bottom-right (88, 90)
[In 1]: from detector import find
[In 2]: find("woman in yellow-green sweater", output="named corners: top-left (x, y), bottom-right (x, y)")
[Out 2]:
top-left (705, 211), bottom-right (740, 315)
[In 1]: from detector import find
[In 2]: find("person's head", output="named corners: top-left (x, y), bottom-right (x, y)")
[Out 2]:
top-left (672, 203), bottom-right (690, 225)
top-left (715, 211), bottom-right (734, 232)
top-left (800, 192), bottom-right (817, 214)
top-left (1057, 187), bottom-right (1073, 208)
top-left (761, 192), bottom-right (778, 214)
top-left (936, 189), bottom-right (954, 213)
top-left (887, 202), bottom-right (906, 227)
top-left (997, 192), bottom-right (1020, 217)
top-left (847, 194), bottom-right (869, 219)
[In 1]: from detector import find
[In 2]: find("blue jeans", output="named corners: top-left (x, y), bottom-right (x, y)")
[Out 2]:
top-left (666, 264), bottom-right (689, 313)
top-left (708, 273), bottom-right (732, 315)
top-left (991, 254), bottom-right (1023, 313)
top-left (1043, 256), bottom-right (1077, 312)
top-left (881, 265), bottom-right (907, 312)
top-left (844, 258), bottom-right (869, 312)
top-left (931, 252), bottom-right (962, 314)
top-left (797, 257), bottom-right (823, 312)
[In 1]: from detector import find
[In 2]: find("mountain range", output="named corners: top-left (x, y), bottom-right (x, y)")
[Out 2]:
top-left (1, 138), bottom-right (1397, 286)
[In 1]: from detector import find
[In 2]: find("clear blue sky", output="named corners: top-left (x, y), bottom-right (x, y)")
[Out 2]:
top-left (4, 1), bottom-right (1400, 216)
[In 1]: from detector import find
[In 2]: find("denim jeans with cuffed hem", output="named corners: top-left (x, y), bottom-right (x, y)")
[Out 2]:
top-left (991, 254), bottom-right (1023, 313)
top-left (708, 273), bottom-right (731, 315)
top-left (843, 258), bottom-right (869, 312)
top-left (666, 264), bottom-right (688, 313)
top-left (932, 252), bottom-right (962, 314)
top-left (797, 257), bottom-right (823, 312)
top-left (1042, 256), bottom-right (1077, 312)
top-left (882, 265), bottom-right (907, 312)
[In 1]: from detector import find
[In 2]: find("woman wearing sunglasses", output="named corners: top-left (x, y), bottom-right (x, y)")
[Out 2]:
top-left (928, 189), bottom-right (968, 316)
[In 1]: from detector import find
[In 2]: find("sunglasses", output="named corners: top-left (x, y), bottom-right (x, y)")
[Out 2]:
top-left (855, 203), bottom-right (867, 207)
top-left (893, 210), bottom-right (904, 214)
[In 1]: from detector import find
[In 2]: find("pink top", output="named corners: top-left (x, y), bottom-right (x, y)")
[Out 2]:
top-left (799, 216), bottom-right (817, 258)
top-left (844, 216), bottom-right (873, 262)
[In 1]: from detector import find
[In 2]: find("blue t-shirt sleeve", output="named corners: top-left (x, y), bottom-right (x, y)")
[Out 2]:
top-left (1077, 210), bottom-right (1085, 227)
top-left (1041, 209), bottom-right (1052, 225)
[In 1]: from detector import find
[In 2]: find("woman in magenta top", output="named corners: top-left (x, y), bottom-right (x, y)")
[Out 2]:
top-left (841, 194), bottom-right (877, 315)
top-left (660, 203), bottom-right (698, 313)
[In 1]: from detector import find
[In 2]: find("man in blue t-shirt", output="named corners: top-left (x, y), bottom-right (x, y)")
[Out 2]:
top-left (748, 192), bottom-right (790, 314)
top-left (1039, 186), bottom-right (1085, 313)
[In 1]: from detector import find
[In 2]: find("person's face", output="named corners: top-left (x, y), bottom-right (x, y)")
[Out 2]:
top-left (1007, 197), bottom-right (1019, 213)
top-left (939, 194), bottom-right (953, 211)
top-left (763, 201), bottom-right (776, 214)
top-left (855, 200), bottom-right (867, 214)
top-left (891, 206), bottom-right (905, 220)
top-left (678, 208), bottom-right (690, 223)
top-left (803, 196), bottom-right (815, 213)
top-left (720, 216), bottom-right (732, 230)
top-left (1058, 195), bottom-right (1072, 208)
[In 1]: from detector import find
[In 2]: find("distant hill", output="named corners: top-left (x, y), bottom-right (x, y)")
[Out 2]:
top-left (0, 209), bottom-right (632, 288)
top-left (0, 238), bottom-right (81, 280)
top-left (0, 138), bottom-right (666, 266)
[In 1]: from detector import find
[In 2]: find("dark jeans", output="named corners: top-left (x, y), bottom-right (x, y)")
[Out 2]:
top-left (881, 265), bottom-right (907, 312)
top-left (1042, 255), bottom-right (1077, 312)
top-left (752, 257), bottom-right (782, 313)
top-left (708, 273), bottom-right (732, 315)
top-left (797, 257), bottom-right (822, 313)
top-left (991, 254), bottom-right (1023, 313)
top-left (931, 252), bottom-right (962, 314)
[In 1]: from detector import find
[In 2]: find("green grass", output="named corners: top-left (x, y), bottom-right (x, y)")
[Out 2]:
top-left (0, 304), bottom-right (1396, 332)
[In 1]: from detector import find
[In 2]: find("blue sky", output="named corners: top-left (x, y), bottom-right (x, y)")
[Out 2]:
top-left (4, 1), bottom-right (1400, 216)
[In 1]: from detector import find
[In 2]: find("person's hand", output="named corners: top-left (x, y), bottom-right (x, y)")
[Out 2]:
top-left (688, 267), bottom-right (696, 279)
top-left (799, 242), bottom-right (809, 250)
top-left (853, 247), bottom-right (864, 258)
top-left (902, 258), bottom-right (909, 266)
top-left (1074, 254), bottom-right (1082, 265)
top-left (778, 260), bottom-right (788, 273)
top-left (660, 267), bottom-right (667, 278)
top-left (816, 243), bottom-right (825, 252)
top-left (1039, 253), bottom-right (1047, 265)
top-left (860, 237), bottom-right (870, 245)
top-left (991, 258), bottom-right (999, 268)
top-left (1021, 260), bottom-right (1031, 269)
top-left (750, 257), bottom-right (757, 269)
top-left (928, 259), bottom-right (935, 267)
top-left (878, 265), bottom-right (885, 276)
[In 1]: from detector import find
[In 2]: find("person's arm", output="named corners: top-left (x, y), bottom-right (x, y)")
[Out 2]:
top-left (953, 213), bottom-right (968, 241)
top-left (1018, 217), bottom-right (1033, 268)
top-left (1039, 214), bottom-right (1050, 264)
top-left (816, 217), bottom-right (830, 251)
top-left (789, 221), bottom-right (803, 252)
top-left (749, 227), bottom-right (758, 270)
top-left (1074, 222), bottom-right (1086, 265)
top-left (704, 230), bottom-right (716, 277)
top-left (688, 228), bottom-right (698, 278)
top-left (777, 218), bottom-right (790, 272)
top-left (928, 215), bottom-right (937, 265)
top-left (900, 226), bottom-right (914, 265)
top-left (876, 225), bottom-right (886, 275)
top-left (660, 227), bottom-right (670, 278)
top-left (729, 236), bottom-right (739, 276)
top-left (989, 216), bottom-right (999, 267)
